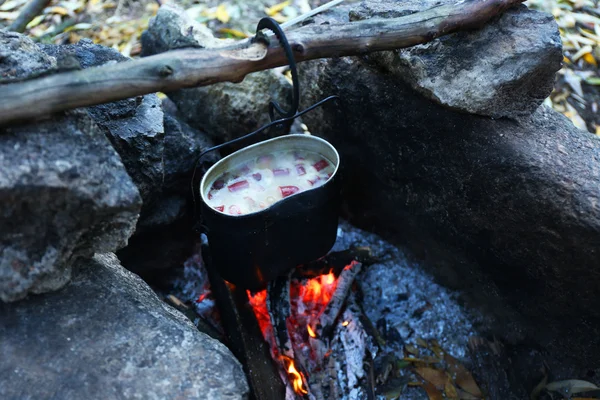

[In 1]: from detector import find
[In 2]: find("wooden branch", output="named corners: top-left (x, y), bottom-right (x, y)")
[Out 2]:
top-left (8, 0), bottom-right (52, 33)
top-left (0, 0), bottom-right (523, 126)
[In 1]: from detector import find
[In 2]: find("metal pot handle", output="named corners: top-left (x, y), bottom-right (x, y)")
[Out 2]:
top-left (192, 18), bottom-right (339, 163)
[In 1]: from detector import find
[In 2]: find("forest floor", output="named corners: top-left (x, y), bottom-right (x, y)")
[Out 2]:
top-left (0, 0), bottom-right (599, 134)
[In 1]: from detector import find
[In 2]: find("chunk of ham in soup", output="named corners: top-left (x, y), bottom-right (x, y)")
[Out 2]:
top-left (206, 150), bottom-right (335, 215)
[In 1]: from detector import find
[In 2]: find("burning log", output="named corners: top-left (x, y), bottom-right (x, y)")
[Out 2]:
top-left (313, 261), bottom-right (362, 339)
top-left (247, 259), bottom-right (382, 399)
top-left (203, 249), bottom-right (287, 400)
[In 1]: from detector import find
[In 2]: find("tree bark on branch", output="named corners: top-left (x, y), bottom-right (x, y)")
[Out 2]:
top-left (0, 0), bottom-right (524, 126)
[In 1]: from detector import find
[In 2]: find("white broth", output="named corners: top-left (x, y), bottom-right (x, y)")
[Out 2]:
top-left (205, 149), bottom-right (335, 215)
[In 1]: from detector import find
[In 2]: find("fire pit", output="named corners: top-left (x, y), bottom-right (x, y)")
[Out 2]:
top-left (169, 222), bottom-right (489, 399)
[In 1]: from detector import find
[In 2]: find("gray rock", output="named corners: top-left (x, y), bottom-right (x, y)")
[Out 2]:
top-left (40, 40), bottom-right (166, 208)
top-left (0, 29), bottom-right (55, 81)
top-left (0, 30), bottom-right (140, 302)
top-left (141, 3), bottom-right (297, 142)
top-left (39, 38), bottom-right (128, 68)
top-left (114, 101), bottom-right (219, 277)
top-left (0, 253), bottom-right (249, 399)
top-left (87, 94), bottom-right (165, 207)
top-left (140, 4), bottom-right (231, 55)
top-left (300, 53), bottom-right (600, 366)
top-left (349, 1), bottom-right (562, 118)
top-left (162, 106), bottom-right (218, 194)
top-left (0, 110), bottom-right (141, 302)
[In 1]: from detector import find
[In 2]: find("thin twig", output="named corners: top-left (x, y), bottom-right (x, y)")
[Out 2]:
top-left (280, 0), bottom-right (345, 29)
top-left (8, 0), bottom-right (51, 33)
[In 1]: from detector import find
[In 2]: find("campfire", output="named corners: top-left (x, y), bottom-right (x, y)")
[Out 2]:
top-left (167, 222), bottom-right (493, 399)
top-left (247, 260), bottom-right (368, 399)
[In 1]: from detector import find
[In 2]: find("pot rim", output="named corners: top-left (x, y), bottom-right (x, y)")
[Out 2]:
top-left (200, 134), bottom-right (340, 217)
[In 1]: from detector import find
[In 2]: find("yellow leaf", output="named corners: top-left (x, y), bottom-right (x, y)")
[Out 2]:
top-left (265, 0), bottom-right (290, 16)
top-left (563, 55), bottom-right (571, 64)
top-left (595, 126), bottom-right (600, 137)
top-left (216, 4), bottom-right (230, 23)
top-left (49, 6), bottom-right (71, 16)
top-left (583, 53), bottom-right (597, 67)
top-left (26, 14), bottom-right (45, 29)
top-left (218, 28), bottom-right (248, 38)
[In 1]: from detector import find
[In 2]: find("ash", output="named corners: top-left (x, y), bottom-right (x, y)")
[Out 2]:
top-left (334, 221), bottom-right (491, 399)
top-left (170, 241), bottom-right (222, 332)
top-left (334, 221), bottom-right (488, 359)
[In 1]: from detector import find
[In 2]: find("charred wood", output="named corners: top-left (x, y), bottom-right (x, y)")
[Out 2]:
top-left (204, 249), bottom-right (286, 400)
top-left (315, 261), bottom-right (362, 339)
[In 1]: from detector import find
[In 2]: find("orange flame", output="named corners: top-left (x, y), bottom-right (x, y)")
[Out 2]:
top-left (284, 357), bottom-right (308, 395)
top-left (247, 289), bottom-right (272, 339)
top-left (246, 263), bottom-right (358, 395)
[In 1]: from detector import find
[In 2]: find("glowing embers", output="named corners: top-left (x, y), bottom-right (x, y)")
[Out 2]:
top-left (247, 261), bottom-right (363, 397)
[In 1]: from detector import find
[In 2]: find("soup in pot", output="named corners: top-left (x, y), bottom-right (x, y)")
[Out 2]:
top-left (205, 149), bottom-right (335, 215)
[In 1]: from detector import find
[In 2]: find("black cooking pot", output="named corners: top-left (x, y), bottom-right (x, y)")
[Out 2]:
top-left (200, 134), bottom-right (341, 291)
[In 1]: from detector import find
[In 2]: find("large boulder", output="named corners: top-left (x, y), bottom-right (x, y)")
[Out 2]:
top-left (0, 110), bottom-right (141, 302)
top-left (0, 31), bottom-right (141, 302)
top-left (350, 1), bottom-right (563, 118)
top-left (297, 3), bottom-right (600, 366)
top-left (0, 253), bottom-right (249, 399)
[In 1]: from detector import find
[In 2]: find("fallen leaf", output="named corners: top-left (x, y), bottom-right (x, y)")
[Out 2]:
top-left (415, 367), bottom-right (447, 389)
top-left (216, 4), bottom-right (230, 23)
top-left (218, 28), bottom-right (248, 38)
top-left (404, 344), bottom-right (420, 356)
top-left (49, 6), bottom-right (71, 16)
top-left (0, 11), bottom-right (18, 20)
top-left (429, 339), bottom-right (446, 359)
top-left (422, 381), bottom-right (444, 400)
top-left (585, 77), bottom-right (600, 85)
top-left (445, 380), bottom-right (460, 400)
top-left (572, 45), bottom-right (594, 61)
top-left (583, 53), bottom-right (597, 66)
top-left (565, 102), bottom-right (588, 130)
top-left (416, 337), bottom-right (429, 348)
top-left (444, 354), bottom-right (483, 397)
top-left (26, 14), bottom-right (45, 29)
top-left (545, 379), bottom-right (599, 395)
top-left (563, 68), bottom-right (585, 97)
top-left (0, 0), bottom-right (27, 12)
top-left (265, 0), bottom-right (291, 16)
